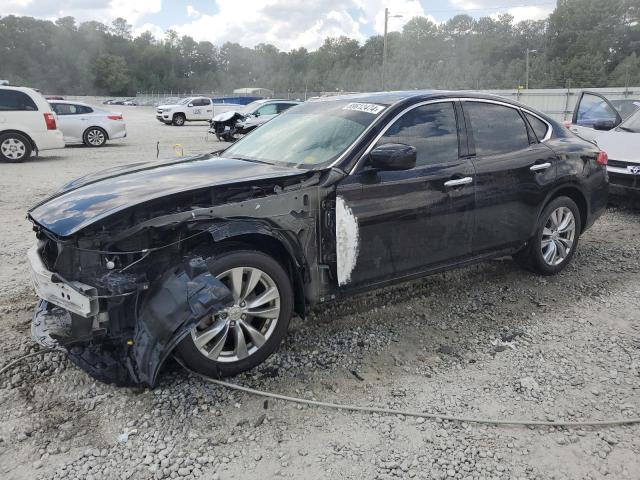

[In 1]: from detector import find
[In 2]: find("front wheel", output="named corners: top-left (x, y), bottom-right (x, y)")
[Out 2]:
top-left (514, 196), bottom-right (580, 275)
top-left (172, 114), bottom-right (185, 126)
top-left (176, 250), bottom-right (293, 378)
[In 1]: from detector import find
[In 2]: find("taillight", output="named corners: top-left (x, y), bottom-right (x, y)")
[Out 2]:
top-left (597, 151), bottom-right (608, 166)
top-left (107, 115), bottom-right (123, 121)
top-left (43, 112), bottom-right (56, 130)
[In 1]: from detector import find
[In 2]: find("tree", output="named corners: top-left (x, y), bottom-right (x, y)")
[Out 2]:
top-left (94, 54), bottom-right (131, 94)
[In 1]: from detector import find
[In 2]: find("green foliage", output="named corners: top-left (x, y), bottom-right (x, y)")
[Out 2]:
top-left (0, 0), bottom-right (638, 95)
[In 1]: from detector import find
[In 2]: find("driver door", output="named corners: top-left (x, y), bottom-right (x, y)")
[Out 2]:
top-left (335, 101), bottom-right (476, 289)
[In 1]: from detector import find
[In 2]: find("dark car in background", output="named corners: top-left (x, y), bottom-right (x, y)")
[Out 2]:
top-left (26, 91), bottom-right (608, 386)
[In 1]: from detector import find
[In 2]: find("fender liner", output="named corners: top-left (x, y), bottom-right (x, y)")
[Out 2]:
top-left (132, 256), bottom-right (233, 386)
top-left (198, 219), bottom-right (308, 318)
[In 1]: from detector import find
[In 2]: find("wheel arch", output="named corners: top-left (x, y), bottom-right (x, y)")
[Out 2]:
top-left (84, 125), bottom-right (109, 140)
top-left (541, 184), bottom-right (588, 233)
top-left (0, 129), bottom-right (36, 149)
top-left (186, 221), bottom-right (308, 319)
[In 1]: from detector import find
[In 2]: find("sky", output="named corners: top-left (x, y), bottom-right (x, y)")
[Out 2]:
top-left (1, 0), bottom-right (558, 50)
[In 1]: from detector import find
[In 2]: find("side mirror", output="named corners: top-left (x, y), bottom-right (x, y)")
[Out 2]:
top-left (593, 119), bottom-right (616, 131)
top-left (368, 143), bottom-right (417, 171)
top-left (253, 111), bottom-right (260, 117)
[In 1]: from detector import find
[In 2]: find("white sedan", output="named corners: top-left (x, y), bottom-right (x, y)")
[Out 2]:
top-left (591, 109), bottom-right (640, 195)
top-left (49, 100), bottom-right (127, 147)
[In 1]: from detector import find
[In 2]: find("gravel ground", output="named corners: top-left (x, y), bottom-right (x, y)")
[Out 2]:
top-left (0, 107), bottom-right (639, 480)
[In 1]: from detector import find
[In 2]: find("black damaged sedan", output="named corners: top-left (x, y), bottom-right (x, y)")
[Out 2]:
top-left (27, 91), bottom-right (609, 386)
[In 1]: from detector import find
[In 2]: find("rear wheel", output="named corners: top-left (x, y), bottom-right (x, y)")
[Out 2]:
top-left (172, 114), bottom-right (186, 126)
top-left (176, 250), bottom-right (293, 378)
top-left (0, 132), bottom-right (31, 162)
top-left (83, 127), bottom-right (107, 147)
top-left (514, 196), bottom-right (580, 275)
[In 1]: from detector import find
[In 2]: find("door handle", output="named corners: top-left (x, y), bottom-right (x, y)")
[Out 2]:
top-left (444, 177), bottom-right (473, 188)
top-left (530, 162), bottom-right (551, 172)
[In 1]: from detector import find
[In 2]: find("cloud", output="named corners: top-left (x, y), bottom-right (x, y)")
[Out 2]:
top-left (169, 0), bottom-right (431, 51)
top-left (449, 0), bottom-right (555, 21)
top-left (1, 0), bottom-right (160, 25)
top-left (186, 5), bottom-right (200, 18)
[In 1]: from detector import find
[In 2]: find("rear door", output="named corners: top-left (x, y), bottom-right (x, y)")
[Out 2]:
top-left (462, 100), bottom-right (557, 254)
top-left (335, 100), bottom-right (475, 288)
top-left (51, 103), bottom-right (85, 142)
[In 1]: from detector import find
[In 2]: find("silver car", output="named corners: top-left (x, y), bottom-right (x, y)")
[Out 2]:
top-left (49, 100), bottom-right (127, 147)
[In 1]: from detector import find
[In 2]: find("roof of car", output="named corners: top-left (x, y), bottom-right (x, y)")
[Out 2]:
top-left (310, 90), bottom-right (518, 106)
top-left (48, 99), bottom-right (95, 107)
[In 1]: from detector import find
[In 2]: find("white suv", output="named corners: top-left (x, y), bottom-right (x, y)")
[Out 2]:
top-left (156, 97), bottom-right (214, 126)
top-left (0, 86), bottom-right (64, 162)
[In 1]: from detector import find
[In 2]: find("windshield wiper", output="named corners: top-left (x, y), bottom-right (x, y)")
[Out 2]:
top-left (618, 126), bottom-right (637, 133)
top-left (228, 155), bottom-right (273, 165)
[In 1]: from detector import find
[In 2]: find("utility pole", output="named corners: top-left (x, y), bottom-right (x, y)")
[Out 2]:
top-left (525, 48), bottom-right (537, 89)
top-left (382, 8), bottom-right (388, 91)
top-left (381, 8), bottom-right (402, 91)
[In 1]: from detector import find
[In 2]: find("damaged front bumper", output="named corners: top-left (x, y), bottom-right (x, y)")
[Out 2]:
top-left (29, 250), bottom-right (234, 387)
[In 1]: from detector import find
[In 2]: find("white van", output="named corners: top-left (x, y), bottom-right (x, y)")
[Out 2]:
top-left (0, 86), bottom-right (65, 162)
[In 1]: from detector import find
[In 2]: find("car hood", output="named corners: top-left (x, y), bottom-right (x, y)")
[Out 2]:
top-left (594, 130), bottom-right (640, 164)
top-left (157, 104), bottom-right (177, 110)
top-left (28, 154), bottom-right (304, 237)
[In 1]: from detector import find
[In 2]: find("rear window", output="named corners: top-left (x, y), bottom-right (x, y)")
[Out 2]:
top-left (0, 90), bottom-right (38, 111)
top-left (525, 113), bottom-right (550, 141)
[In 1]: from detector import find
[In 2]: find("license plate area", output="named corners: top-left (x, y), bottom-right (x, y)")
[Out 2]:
top-left (27, 246), bottom-right (99, 317)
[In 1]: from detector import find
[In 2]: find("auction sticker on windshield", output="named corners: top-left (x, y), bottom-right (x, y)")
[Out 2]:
top-left (343, 103), bottom-right (386, 114)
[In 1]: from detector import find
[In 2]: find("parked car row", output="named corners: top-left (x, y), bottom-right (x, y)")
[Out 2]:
top-left (0, 86), bottom-right (127, 161)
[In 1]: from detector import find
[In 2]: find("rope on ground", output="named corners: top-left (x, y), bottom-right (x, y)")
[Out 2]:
top-left (0, 349), bottom-right (56, 377)
top-left (2, 351), bottom-right (639, 428)
top-left (178, 361), bottom-right (640, 428)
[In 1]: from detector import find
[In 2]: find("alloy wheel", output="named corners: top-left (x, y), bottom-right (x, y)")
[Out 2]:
top-left (1, 138), bottom-right (26, 160)
top-left (541, 206), bottom-right (575, 266)
top-left (87, 129), bottom-right (105, 146)
top-left (191, 267), bottom-right (281, 362)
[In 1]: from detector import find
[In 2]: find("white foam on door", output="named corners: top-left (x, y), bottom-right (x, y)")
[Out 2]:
top-left (336, 196), bottom-right (359, 286)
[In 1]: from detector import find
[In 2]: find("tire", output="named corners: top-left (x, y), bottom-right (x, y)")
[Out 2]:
top-left (176, 250), bottom-right (293, 378)
top-left (0, 132), bottom-right (32, 163)
top-left (172, 114), bottom-right (186, 126)
top-left (83, 127), bottom-right (107, 147)
top-left (514, 196), bottom-right (581, 275)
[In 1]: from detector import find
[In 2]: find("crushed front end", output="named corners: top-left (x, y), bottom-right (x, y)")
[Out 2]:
top-left (27, 227), bottom-right (233, 386)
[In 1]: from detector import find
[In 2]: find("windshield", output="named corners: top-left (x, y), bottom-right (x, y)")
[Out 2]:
top-left (619, 109), bottom-right (640, 133)
top-left (177, 97), bottom-right (192, 105)
top-left (240, 100), bottom-right (265, 114)
top-left (223, 100), bottom-right (386, 169)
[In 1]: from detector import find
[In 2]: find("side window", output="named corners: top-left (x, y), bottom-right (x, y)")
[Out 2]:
top-left (277, 103), bottom-right (296, 113)
top-left (525, 112), bottom-right (549, 142)
top-left (76, 105), bottom-right (93, 114)
top-left (52, 104), bottom-right (77, 115)
top-left (0, 90), bottom-right (38, 111)
top-left (193, 98), bottom-right (210, 107)
top-left (464, 102), bottom-right (530, 156)
top-left (375, 102), bottom-right (459, 166)
top-left (256, 104), bottom-right (278, 116)
top-left (576, 93), bottom-right (617, 126)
